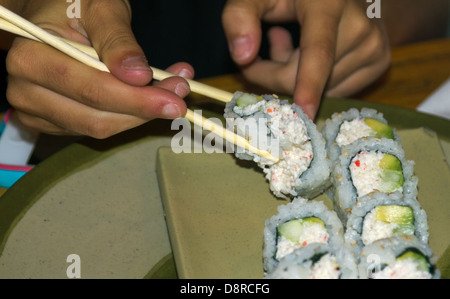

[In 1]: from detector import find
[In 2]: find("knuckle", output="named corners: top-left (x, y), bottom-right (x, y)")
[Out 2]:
top-left (98, 28), bottom-right (134, 53)
top-left (365, 28), bottom-right (390, 61)
top-left (5, 81), bottom-right (27, 109)
top-left (6, 41), bottom-right (33, 76)
top-left (7, 41), bottom-right (71, 87)
top-left (84, 114), bottom-right (113, 139)
top-left (79, 82), bottom-right (103, 108)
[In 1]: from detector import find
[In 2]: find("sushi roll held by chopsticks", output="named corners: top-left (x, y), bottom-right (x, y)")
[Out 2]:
top-left (224, 92), bottom-right (331, 199)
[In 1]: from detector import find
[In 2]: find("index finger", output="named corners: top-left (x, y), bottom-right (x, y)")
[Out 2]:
top-left (293, 0), bottom-right (345, 119)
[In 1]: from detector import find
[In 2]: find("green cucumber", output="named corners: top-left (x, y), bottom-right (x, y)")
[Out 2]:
top-left (236, 94), bottom-right (264, 108)
top-left (277, 217), bottom-right (325, 243)
top-left (397, 250), bottom-right (430, 272)
top-left (364, 118), bottom-right (394, 139)
top-left (375, 205), bottom-right (414, 225)
top-left (379, 154), bottom-right (404, 191)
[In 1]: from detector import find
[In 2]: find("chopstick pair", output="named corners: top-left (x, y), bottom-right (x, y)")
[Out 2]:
top-left (0, 5), bottom-right (278, 162)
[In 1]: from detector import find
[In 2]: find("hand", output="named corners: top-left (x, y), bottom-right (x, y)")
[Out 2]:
top-left (222, 0), bottom-right (391, 119)
top-left (5, 0), bottom-right (194, 138)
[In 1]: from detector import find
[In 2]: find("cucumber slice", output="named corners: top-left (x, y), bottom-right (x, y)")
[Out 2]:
top-left (302, 217), bottom-right (325, 227)
top-left (364, 118), bottom-right (394, 139)
top-left (375, 205), bottom-right (414, 226)
top-left (277, 219), bottom-right (303, 243)
top-left (379, 154), bottom-right (402, 171)
top-left (277, 217), bottom-right (325, 243)
top-left (379, 154), bottom-right (404, 190)
top-left (397, 250), bottom-right (430, 272)
top-left (236, 94), bottom-right (262, 108)
top-left (393, 224), bottom-right (416, 236)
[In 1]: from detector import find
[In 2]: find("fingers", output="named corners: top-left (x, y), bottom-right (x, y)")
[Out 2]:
top-left (292, 1), bottom-right (345, 119)
top-left (165, 62), bottom-right (195, 80)
top-left (326, 33), bottom-right (391, 97)
top-left (82, 0), bottom-right (153, 87)
top-left (268, 26), bottom-right (294, 63)
top-left (7, 73), bottom-right (190, 138)
top-left (222, 0), bottom-right (266, 65)
top-left (326, 15), bottom-right (391, 96)
top-left (241, 50), bottom-right (300, 94)
top-left (6, 37), bottom-right (192, 137)
top-left (7, 78), bottom-right (147, 138)
top-left (7, 39), bottom-right (188, 116)
top-left (5, 0), bottom-right (195, 138)
top-left (224, 0), bottom-right (346, 120)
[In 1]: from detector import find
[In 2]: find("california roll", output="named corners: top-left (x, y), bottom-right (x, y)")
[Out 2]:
top-left (224, 92), bottom-right (330, 199)
top-left (263, 197), bottom-right (344, 274)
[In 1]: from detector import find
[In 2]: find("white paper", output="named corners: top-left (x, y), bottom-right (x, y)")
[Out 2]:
top-left (0, 112), bottom-right (39, 165)
top-left (417, 77), bottom-right (450, 120)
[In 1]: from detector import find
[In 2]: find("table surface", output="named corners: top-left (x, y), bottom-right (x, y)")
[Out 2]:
top-left (1, 37), bottom-right (450, 197)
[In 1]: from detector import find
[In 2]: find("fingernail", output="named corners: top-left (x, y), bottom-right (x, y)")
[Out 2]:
top-left (230, 37), bottom-right (252, 62)
top-left (122, 56), bottom-right (151, 71)
top-left (162, 103), bottom-right (181, 119)
top-left (175, 82), bottom-right (190, 97)
top-left (177, 68), bottom-right (194, 79)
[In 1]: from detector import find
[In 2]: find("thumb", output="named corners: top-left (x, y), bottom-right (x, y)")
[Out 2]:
top-left (83, 1), bottom-right (152, 86)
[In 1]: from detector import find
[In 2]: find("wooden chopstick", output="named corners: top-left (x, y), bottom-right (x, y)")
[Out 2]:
top-left (0, 5), bottom-right (279, 163)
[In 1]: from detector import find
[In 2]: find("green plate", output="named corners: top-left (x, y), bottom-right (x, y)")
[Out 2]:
top-left (0, 98), bottom-right (449, 278)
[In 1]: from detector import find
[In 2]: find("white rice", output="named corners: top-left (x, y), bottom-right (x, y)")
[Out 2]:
top-left (336, 119), bottom-right (374, 146)
top-left (265, 243), bottom-right (358, 279)
top-left (358, 236), bottom-right (439, 279)
top-left (349, 151), bottom-right (403, 197)
top-left (361, 209), bottom-right (400, 245)
top-left (224, 92), bottom-right (330, 199)
top-left (371, 258), bottom-right (432, 279)
top-left (275, 221), bottom-right (329, 260)
top-left (311, 254), bottom-right (341, 279)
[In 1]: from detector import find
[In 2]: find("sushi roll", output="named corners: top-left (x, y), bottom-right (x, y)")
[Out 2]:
top-left (224, 92), bottom-right (330, 199)
top-left (331, 137), bottom-right (417, 222)
top-left (322, 108), bottom-right (400, 164)
top-left (265, 242), bottom-right (358, 279)
top-left (344, 191), bottom-right (429, 259)
top-left (263, 197), bottom-right (344, 274)
top-left (358, 236), bottom-right (440, 279)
